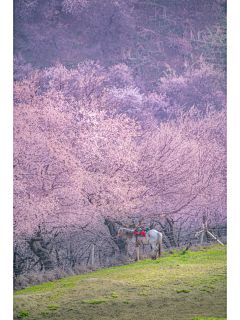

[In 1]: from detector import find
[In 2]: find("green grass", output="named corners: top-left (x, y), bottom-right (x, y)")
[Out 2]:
top-left (191, 318), bottom-right (226, 320)
top-left (13, 245), bottom-right (226, 320)
top-left (82, 299), bottom-right (109, 304)
top-left (176, 289), bottom-right (190, 293)
top-left (47, 305), bottom-right (61, 310)
top-left (17, 310), bottom-right (30, 318)
top-left (138, 292), bottom-right (149, 296)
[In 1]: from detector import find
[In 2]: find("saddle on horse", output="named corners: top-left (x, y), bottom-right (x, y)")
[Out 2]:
top-left (134, 227), bottom-right (149, 237)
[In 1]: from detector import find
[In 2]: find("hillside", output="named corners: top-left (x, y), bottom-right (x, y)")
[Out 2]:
top-left (14, 0), bottom-right (226, 92)
top-left (14, 246), bottom-right (226, 320)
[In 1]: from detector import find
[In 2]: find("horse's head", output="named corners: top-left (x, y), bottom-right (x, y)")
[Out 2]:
top-left (116, 227), bottom-right (124, 241)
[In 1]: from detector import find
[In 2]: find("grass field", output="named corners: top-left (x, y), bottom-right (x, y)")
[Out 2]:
top-left (13, 245), bottom-right (227, 320)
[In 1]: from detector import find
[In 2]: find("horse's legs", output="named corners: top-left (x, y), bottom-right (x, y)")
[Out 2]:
top-left (135, 246), bottom-right (139, 262)
top-left (159, 238), bottom-right (162, 258)
top-left (150, 245), bottom-right (157, 260)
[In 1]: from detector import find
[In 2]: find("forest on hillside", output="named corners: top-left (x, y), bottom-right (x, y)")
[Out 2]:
top-left (13, 0), bottom-right (227, 287)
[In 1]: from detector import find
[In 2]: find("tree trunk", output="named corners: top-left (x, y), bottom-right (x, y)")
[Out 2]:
top-left (29, 238), bottom-right (54, 270)
top-left (104, 219), bottom-right (128, 255)
top-left (160, 218), bottom-right (177, 247)
top-left (13, 245), bottom-right (26, 278)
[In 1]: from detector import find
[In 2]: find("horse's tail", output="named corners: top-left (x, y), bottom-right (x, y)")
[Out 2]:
top-left (158, 233), bottom-right (162, 258)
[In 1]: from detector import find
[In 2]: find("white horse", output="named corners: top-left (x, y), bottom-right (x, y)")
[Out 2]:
top-left (117, 227), bottom-right (163, 262)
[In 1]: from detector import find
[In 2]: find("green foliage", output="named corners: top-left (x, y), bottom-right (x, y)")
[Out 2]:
top-left (111, 292), bottom-right (118, 298)
top-left (17, 311), bottom-right (29, 318)
top-left (138, 292), bottom-right (149, 296)
top-left (200, 288), bottom-right (212, 293)
top-left (176, 289), bottom-right (190, 293)
top-left (191, 318), bottom-right (226, 320)
top-left (41, 311), bottom-right (49, 314)
top-left (82, 299), bottom-right (109, 304)
top-left (47, 305), bottom-right (61, 310)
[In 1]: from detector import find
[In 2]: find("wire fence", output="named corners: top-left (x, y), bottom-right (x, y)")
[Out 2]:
top-left (13, 223), bottom-right (226, 281)
top-left (13, 219), bottom-right (226, 291)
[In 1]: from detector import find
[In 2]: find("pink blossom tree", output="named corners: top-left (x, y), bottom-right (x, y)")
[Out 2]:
top-left (13, 67), bottom-right (140, 268)
top-left (13, 63), bottom-right (226, 275)
top-left (129, 107), bottom-right (226, 246)
top-left (157, 62), bottom-right (226, 116)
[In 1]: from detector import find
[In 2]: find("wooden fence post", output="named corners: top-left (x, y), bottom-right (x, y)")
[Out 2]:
top-left (206, 230), bottom-right (224, 245)
top-left (200, 228), bottom-right (204, 244)
top-left (90, 244), bottom-right (94, 265)
top-left (200, 214), bottom-right (207, 244)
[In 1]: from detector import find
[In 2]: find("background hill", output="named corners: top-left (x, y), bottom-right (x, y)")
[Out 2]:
top-left (14, 0), bottom-right (226, 93)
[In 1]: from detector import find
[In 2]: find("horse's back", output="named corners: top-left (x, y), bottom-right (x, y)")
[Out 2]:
top-left (148, 229), bottom-right (162, 237)
top-left (147, 229), bottom-right (162, 242)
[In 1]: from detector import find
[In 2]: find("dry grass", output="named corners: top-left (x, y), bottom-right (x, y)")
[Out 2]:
top-left (14, 257), bottom-right (128, 291)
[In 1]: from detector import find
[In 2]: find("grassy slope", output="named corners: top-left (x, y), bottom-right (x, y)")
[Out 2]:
top-left (13, 246), bottom-right (226, 320)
